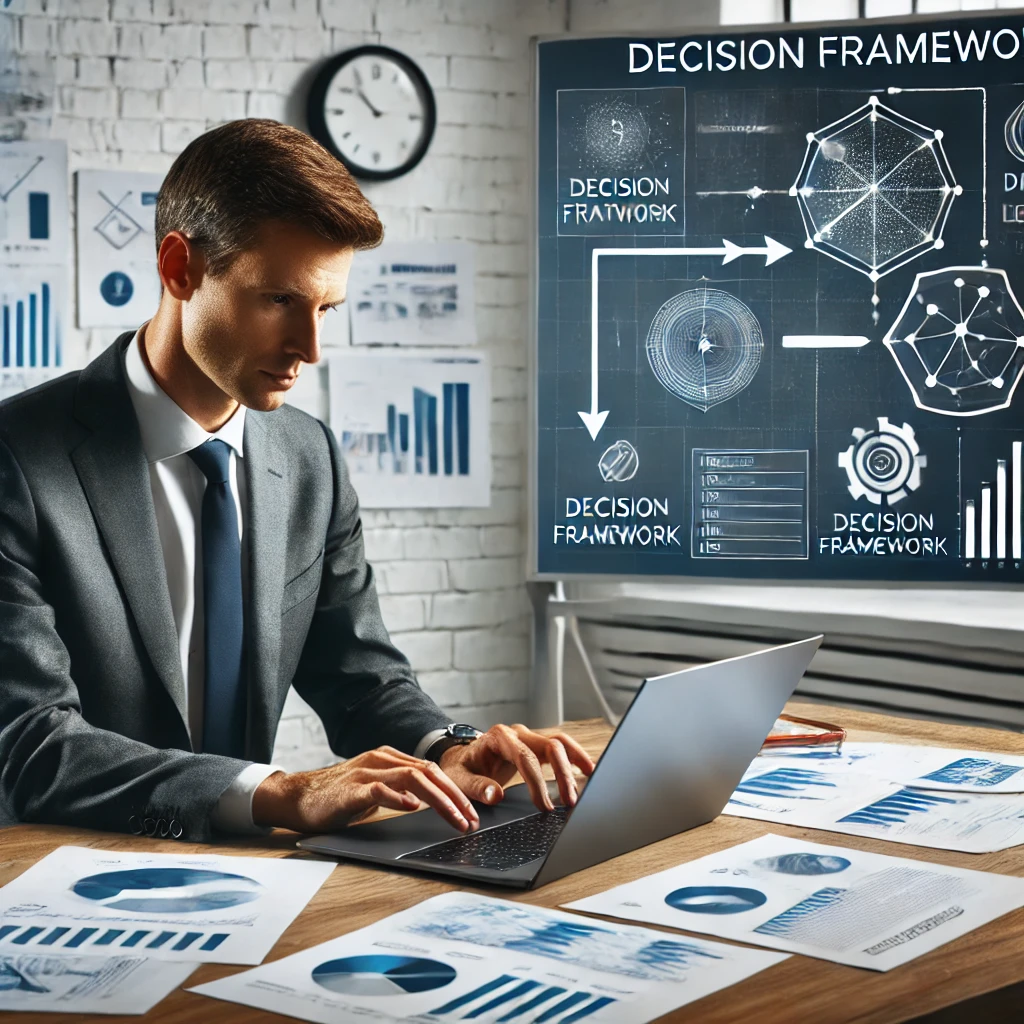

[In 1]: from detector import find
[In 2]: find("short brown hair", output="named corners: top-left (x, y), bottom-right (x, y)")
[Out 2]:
top-left (155, 119), bottom-right (383, 275)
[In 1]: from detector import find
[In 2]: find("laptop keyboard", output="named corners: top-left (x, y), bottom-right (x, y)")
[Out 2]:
top-left (398, 808), bottom-right (569, 872)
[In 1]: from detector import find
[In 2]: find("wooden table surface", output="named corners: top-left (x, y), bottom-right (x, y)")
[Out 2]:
top-left (4, 701), bottom-right (1024, 1024)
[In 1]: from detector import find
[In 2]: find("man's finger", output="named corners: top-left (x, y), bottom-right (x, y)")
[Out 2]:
top-left (421, 759), bottom-right (479, 826)
top-left (446, 767), bottom-right (504, 805)
top-left (542, 738), bottom-right (578, 807)
top-left (491, 731), bottom-right (553, 812)
top-left (383, 766), bottom-right (476, 832)
top-left (551, 732), bottom-right (596, 775)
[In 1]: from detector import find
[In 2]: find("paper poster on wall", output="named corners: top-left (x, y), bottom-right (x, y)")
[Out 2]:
top-left (75, 169), bottom-right (163, 329)
top-left (0, 263), bottom-right (67, 402)
top-left (328, 348), bottom-right (490, 508)
top-left (348, 241), bottom-right (475, 345)
top-left (0, 846), bottom-right (334, 966)
top-left (0, 140), bottom-right (68, 264)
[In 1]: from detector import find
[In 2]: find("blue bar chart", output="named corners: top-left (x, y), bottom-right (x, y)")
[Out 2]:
top-left (0, 921), bottom-right (229, 955)
top-left (329, 351), bottom-right (489, 508)
top-left (430, 974), bottom-right (616, 1022)
top-left (1, 276), bottom-right (61, 369)
top-left (343, 381), bottom-right (469, 478)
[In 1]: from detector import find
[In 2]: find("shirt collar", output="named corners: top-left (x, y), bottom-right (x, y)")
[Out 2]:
top-left (123, 324), bottom-right (247, 465)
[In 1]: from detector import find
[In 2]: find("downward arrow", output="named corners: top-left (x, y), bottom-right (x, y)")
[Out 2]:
top-left (578, 238), bottom-right (794, 440)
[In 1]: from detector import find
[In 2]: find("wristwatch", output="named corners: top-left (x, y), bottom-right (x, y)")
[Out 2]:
top-left (424, 723), bottom-right (483, 763)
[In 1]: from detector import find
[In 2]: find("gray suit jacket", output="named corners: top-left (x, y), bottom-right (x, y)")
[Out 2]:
top-left (0, 330), bottom-right (450, 841)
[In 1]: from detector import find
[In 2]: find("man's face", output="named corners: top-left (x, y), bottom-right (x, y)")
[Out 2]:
top-left (180, 219), bottom-right (354, 412)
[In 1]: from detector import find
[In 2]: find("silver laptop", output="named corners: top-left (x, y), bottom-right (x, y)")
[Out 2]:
top-left (297, 635), bottom-right (823, 889)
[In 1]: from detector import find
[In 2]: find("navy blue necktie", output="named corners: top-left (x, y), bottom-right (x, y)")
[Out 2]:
top-left (188, 439), bottom-right (246, 758)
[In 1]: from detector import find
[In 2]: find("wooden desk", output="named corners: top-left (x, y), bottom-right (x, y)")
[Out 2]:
top-left (3, 702), bottom-right (1024, 1024)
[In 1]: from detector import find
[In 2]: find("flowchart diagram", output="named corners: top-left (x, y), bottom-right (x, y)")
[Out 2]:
top-left (535, 16), bottom-right (1024, 581)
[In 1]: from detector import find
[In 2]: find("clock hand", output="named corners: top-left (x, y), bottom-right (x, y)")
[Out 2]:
top-left (356, 87), bottom-right (384, 118)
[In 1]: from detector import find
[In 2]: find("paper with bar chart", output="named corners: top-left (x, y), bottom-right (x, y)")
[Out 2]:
top-left (328, 349), bottom-right (490, 507)
top-left (725, 749), bottom-right (1024, 852)
top-left (348, 241), bottom-right (475, 346)
top-left (0, 846), bottom-right (334, 965)
top-left (76, 169), bottom-right (163, 328)
top-left (0, 263), bottom-right (67, 402)
top-left (189, 891), bottom-right (787, 1024)
top-left (564, 834), bottom-right (1024, 971)
top-left (0, 139), bottom-right (68, 263)
top-left (0, 952), bottom-right (195, 1016)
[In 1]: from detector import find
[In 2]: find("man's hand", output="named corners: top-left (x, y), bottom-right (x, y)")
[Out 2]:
top-left (251, 746), bottom-right (481, 834)
top-left (439, 723), bottom-right (596, 812)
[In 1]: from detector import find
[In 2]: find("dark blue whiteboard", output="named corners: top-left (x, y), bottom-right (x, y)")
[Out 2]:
top-left (533, 13), bottom-right (1024, 582)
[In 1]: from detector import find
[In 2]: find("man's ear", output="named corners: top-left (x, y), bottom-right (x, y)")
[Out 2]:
top-left (157, 230), bottom-right (205, 301)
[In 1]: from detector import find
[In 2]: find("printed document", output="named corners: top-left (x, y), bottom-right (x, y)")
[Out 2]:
top-left (0, 846), bottom-right (334, 965)
top-left (564, 834), bottom-right (1024, 971)
top-left (189, 891), bottom-right (788, 1023)
top-left (0, 951), bottom-right (194, 1015)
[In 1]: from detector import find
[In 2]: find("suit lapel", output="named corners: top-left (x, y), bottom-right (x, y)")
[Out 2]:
top-left (70, 332), bottom-right (189, 734)
top-left (243, 411), bottom-right (289, 759)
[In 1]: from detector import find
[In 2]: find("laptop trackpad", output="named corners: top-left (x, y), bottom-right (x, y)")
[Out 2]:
top-left (299, 781), bottom-right (558, 862)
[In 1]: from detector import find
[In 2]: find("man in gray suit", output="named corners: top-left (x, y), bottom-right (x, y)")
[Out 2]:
top-left (0, 119), bottom-right (592, 843)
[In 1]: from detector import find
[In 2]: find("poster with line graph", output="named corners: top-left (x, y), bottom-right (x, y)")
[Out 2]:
top-left (0, 139), bottom-right (68, 263)
top-left (0, 845), bottom-right (334, 965)
top-left (535, 12), bottom-right (1024, 584)
top-left (189, 891), bottom-right (787, 1024)
top-left (328, 348), bottom-right (490, 508)
top-left (565, 833), bottom-right (1024, 971)
top-left (76, 169), bottom-right (164, 328)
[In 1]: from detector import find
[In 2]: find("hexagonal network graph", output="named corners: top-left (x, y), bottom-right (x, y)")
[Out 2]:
top-left (792, 95), bottom-right (960, 282)
top-left (884, 267), bottom-right (1024, 417)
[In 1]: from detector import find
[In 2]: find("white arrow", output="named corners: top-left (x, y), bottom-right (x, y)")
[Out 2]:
top-left (578, 237), bottom-right (794, 440)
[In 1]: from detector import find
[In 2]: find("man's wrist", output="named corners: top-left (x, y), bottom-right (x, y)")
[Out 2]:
top-left (251, 769), bottom-right (290, 828)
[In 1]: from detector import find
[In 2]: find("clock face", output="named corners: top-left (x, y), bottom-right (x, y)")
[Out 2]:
top-left (313, 48), bottom-right (435, 180)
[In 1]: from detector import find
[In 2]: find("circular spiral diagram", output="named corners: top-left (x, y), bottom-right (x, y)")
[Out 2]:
top-left (645, 287), bottom-right (763, 413)
top-left (1006, 97), bottom-right (1024, 163)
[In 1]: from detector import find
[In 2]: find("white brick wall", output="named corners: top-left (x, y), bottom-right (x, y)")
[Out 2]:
top-left (2, 0), bottom-right (718, 771)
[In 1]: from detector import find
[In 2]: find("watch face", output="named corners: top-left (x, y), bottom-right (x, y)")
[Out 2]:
top-left (317, 49), bottom-right (434, 179)
top-left (449, 724), bottom-right (481, 741)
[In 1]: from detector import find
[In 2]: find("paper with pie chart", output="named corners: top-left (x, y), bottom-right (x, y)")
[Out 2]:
top-left (564, 833), bottom-right (1024, 971)
top-left (0, 845), bottom-right (334, 965)
top-left (188, 891), bottom-right (788, 1023)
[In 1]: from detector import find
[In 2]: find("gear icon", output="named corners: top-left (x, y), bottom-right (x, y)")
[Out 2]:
top-left (838, 417), bottom-right (926, 506)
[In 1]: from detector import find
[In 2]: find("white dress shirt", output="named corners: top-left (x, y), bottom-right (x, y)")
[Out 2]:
top-left (124, 327), bottom-right (280, 833)
top-left (123, 327), bottom-right (448, 834)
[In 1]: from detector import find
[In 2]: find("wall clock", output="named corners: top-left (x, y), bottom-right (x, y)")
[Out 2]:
top-left (307, 45), bottom-right (437, 182)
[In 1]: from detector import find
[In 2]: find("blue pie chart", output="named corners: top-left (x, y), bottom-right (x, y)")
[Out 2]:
top-left (665, 885), bottom-right (768, 914)
top-left (72, 867), bottom-right (262, 913)
top-left (312, 955), bottom-right (456, 997)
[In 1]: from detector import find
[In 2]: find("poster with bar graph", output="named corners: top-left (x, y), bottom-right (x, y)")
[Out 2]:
top-left (0, 845), bottom-right (334, 965)
top-left (189, 891), bottom-right (787, 1023)
top-left (0, 139), bottom-right (68, 263)
top-left (328, 348), bottom-right (490, 507)
top-left (0, 264), bottom-right (66, 402)
top-left (76, 169), bottom-right (164, 328)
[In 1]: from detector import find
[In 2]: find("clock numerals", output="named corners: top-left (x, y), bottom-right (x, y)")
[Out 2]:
top-left (372, 151), bottom-right (381, 164)
top-left (371, 62), bottom-right (381, 80)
